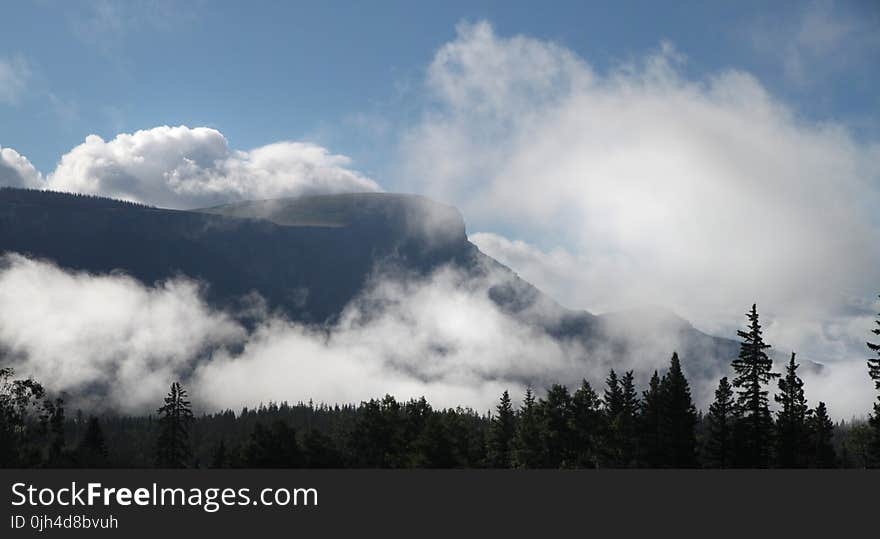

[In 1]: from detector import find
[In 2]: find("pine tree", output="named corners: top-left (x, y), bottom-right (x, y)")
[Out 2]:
top-left (602, 369), bottom-right (630, 466)
top-left (43, 397), bottom-right (66, 466)
top-left (774, 352), bottom-right (811, 468)
top-left (244, 421), bottom-right (304, 467)
top-left (868, 297), bottom-right (880, 467)
top-left (155, 382), bottom-right (194, 468)
top-left (731, 304), bottom-right (779, 467)
top-left (538, 384), bottom-right (573, 467)
top-left (808, 402), bottom-right (836, 468)
top-left (303, 428), bottom-right (343, 468)
top-left (704, 377), bottom-right (736, 468)
top-left (660, 353), bottom-right (698, 467)
top-left (78, 416), bottom-right (108, 467)
top-left (513, 387), bottom-right (543, 468)
top-left (571, 379), bottom-right (603, 468)
top-left (210, 440), bottom-right (228, 468)
top-left (487, 390), bottom-right (516, 468)
top-left (618, 371), bottom-right (640, 466)
top-left (639, 371), bottom-right (664, 467)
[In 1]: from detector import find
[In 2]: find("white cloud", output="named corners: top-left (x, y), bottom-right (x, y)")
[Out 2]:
top-left (0, 146), bottom-right (43, 188)
top-left (0, 254), bottom-right (581, 413)
top-left (0, 253), bottom-right (245, 411)
top-left (400, 21), bottom-right (880, 370)
top-left (0, 125), bottom-right (381, 209)
top-left (0, 56), bottom-right (30, 105)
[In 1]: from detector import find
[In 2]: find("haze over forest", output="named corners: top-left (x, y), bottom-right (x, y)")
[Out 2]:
top-left (1, 3), bottom-right (879, 422)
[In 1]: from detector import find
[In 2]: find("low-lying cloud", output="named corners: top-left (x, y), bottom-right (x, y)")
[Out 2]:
top-left (0, 253), bottom-right (874, 419)
top-left (0, 125), bottom-right (381, 209)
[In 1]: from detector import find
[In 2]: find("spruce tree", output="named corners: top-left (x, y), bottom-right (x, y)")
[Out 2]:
top-left (639, 371), bottom-right (664, 467)
top-left (78, 416), bottom-right (108, 467)
top-left (659, 353), bottom-right (698, 467)
top-left (808, 402), bottom-right (836, 468)
top-left (571, 379), bottom-right (603, 468)
top-left (602, 369), bottom-right (629, 466)
top-left (704, 377), bottom-right (736, 468)
top-left (731, 304), bottom-right (779, 467)
top-left (538, 384), bottom-right (573, 467)
top-left (618, 371), bottom-right (640, 466)
top-left (513, 387), bottom-right (544, 468)
top-left (487, 390), bottom-right (516, 468)
top-left (210, 440), bottom-right (228, 468)
top-left (155, 382), bottom-right (194, 468)
top-left (774, 352), bottom-right (811, 468)
top-left (868, 297), bottom-right (880, 467)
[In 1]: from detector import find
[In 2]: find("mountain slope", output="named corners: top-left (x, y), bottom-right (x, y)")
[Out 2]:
top-left (0, 188), bottom-right (803, 398)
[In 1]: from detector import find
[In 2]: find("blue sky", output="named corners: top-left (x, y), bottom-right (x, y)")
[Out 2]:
top-left (1, 1), bottom-right (879, 377)
top-left (2, 0), bottom-right (877, 177)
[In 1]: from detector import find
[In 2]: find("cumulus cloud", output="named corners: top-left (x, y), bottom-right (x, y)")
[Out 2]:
top-left (0, 125), bottom-right (381, 209)
top-left (400, 21), bottom-right (880, 369)
top-left (0, 146), bottom-right (42, 188)
top-left (43, 126), bottom-right (381, 208)
top-left (0, 56), bottom-right (30, 106)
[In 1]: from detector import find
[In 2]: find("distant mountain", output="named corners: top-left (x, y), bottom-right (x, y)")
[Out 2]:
top-left (0, 187), bottom-right (814, 398)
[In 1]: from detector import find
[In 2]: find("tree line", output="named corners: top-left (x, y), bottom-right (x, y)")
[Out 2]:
top-left (2, 302), bottom-right (880, 468)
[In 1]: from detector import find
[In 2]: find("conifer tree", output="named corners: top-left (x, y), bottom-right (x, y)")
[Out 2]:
top-left (538, 384), bottom-right (574, 467)
top-left (210, 440), bottom-right (228, 468)
top-left (244, 421), bottom-right (304, 467)
top-left (602, 369), bottom-right (628, 466)
top-left (78, 416), bottom-right (108, 467)
top-left (638, 371), bottom-right (664, 467)
top-left (868, 297), bottom-right (880, 467)
top-left (774, 352), bottom-right (811, 468)
top-left (155, 382), bottom-right (194, 468)
top-left (487, 390), bottom-right (516, 468)
top-left (513, 387), bottom-right (544, 468)
top-left (660, 353), bottom-right (698, 467)
top-left (704, 377), bottom-right (737, 468)
top-left (617, 371), bottom-right (640, 466)
top-left (571, 379), bottom-right (603, 468)
top-left (731, 304), bottom-right (779, 467)
top-left (808, 402), bottom-right (836, 468)
top-left (43, 397), bottom-right (66, 466)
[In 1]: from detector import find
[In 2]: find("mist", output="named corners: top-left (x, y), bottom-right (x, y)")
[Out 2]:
top-left (0, 253), bottom-right (874, 419)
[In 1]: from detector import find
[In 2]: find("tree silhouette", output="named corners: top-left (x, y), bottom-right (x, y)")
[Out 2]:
top-left (0, 367), bottom-right (48, 467)
top-left (639, 371), bottom-right (664, 467)
top-left (513, 387), bottom-right (543, 468)
top-left (603, 369), bottom-right (639, 466)
top-left (808, 402), bottom-right (836, 468)
top-left (704, 377), bottom-right (737, 468)
top-left (731, 304), bottom-right (779, 467)
top-left (244, 421), bottom-right (304, 467)
top-left (487, 390), bottom-right (516, 468)
top-left (571, 379), bottom-right (603, 468)
top-left (868, 297), bottom-right (880, 467)
top-left (210, 440), bottom-right (228, 468)
top-left (78, 417), bottom-right (108, 467)
top-left (660, 353), bottom-right (697, 467)
top-left (155, 382), bottom-right (194, 468)
top-left (774, 352), bottom-right (811, 468)
top-left (538, 384), bottom-right (574, 467)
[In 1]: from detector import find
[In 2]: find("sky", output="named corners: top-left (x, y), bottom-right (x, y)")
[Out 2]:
top-left (1, 1), bottom-right (880, 415)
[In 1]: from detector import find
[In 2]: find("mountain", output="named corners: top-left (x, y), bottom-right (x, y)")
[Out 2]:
top-left (0, 187), bottom-right (810, 397)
